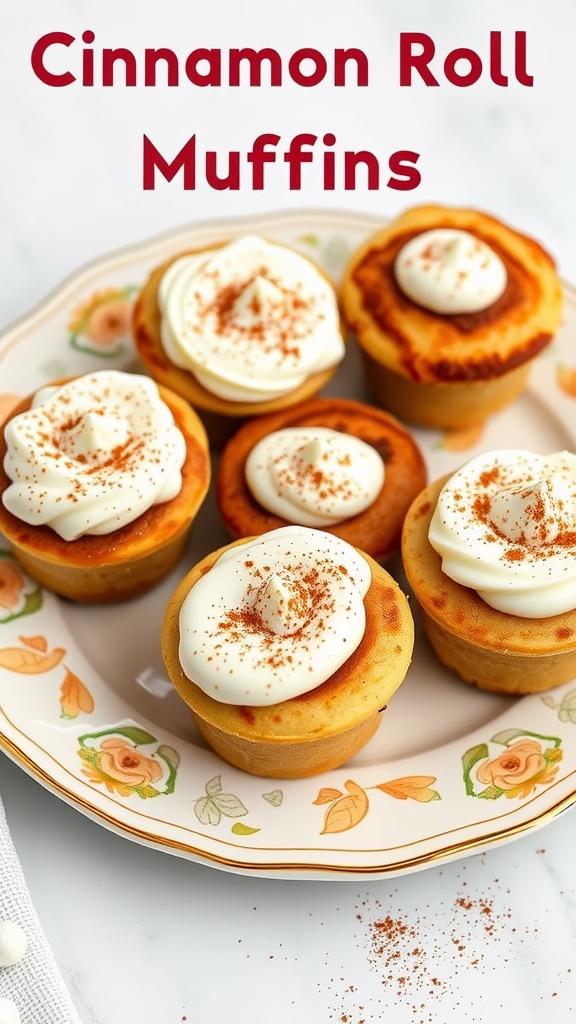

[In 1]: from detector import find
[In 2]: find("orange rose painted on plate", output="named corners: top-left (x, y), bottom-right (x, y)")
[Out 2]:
top-left (0, 560), bottom-right (26, 614)
top-left (0, 551), bottom-right (42, 624)
top-left (462, 729), bottom-right (563, 800)
top-left (97, 737), bottom-right (163, 787)
top-left (68, 285), bottom-right (138, 357)
top-left (476, 740), bottom-right (547, 790)
top-left (77, 726), bottom-right (180, 799)
top-left (83, 298), bottom-right (132, 346)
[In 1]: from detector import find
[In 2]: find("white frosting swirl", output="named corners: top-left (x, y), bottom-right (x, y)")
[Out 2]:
top-left (428, 450), bottom-right (576, 617)
top-left (394, 228), bottom-right (507, 314)
top-left (245, 427), bottom-right (385, 527)
top-left (158, 234), bottom-right (344, 402)
top-left (178, 526), bottom-right (371, 705)
top-left (2, 371), bottom-right (186, 541)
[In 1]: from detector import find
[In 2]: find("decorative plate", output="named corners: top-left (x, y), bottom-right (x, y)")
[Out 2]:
top-left (1, 209), bottom-right (576, 880)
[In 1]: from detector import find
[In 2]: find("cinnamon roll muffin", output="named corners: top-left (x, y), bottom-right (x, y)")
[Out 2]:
top-left (0, 371), bottom-right (210, 602)
top-left (162, 526), bottom-right (414, 778)
top-left (341, 205), bottom-right (563, 430)
top-left (216, 397), bottom-right (426, 563)
top-left (402, 450), bottom-right (576, 693)
top-left (133, 234), bottom-right (346, 447)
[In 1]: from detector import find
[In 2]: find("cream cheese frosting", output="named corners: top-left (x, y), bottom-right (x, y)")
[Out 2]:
top-left (178, 526), bottom-right (371, 705)
top-left (244, 427), bottom-right (385, 527)
top-left (394, 228), bottom-right (507, 314)
top-left (158, 234), bottom-right (344, 402)
top-left (428, 449), bottom-right (576, 617)
top-left (2, 371), bottom-right (186, 541)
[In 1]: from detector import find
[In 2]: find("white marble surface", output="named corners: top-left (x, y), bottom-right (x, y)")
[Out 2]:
top-left (1, 1), bottom-right (576, 1021)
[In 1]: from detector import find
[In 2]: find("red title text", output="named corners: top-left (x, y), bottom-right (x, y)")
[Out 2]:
top-left (29, 30), bottom-right (533, 193)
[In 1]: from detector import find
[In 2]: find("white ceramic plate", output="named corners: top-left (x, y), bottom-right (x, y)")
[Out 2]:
top-left (1, 209), bottom-right (576, 880)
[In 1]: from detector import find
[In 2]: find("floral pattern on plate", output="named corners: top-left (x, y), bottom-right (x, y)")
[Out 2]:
top-left (190, 776), bottom-right (284, 836)
top-left (314, 776), bottom-right (441, 835)
top-left (542, 688), bottom-right (576, 725)
top-left (462, 729), bottom-right (563, 800)
top-left (0, 631), bottom-right (95, 720)
top-left (77, 725), bottom-right (179, 799)
top-left (0, 550), bottom-right (42, 624)
top-left (68, 285), bottom-right (138, 358)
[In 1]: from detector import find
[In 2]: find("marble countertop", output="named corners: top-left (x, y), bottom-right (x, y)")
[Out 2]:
top-left (2, 751), bottom-right (576, 1024)
top-left (1, 2), bottom-right (576, 1021)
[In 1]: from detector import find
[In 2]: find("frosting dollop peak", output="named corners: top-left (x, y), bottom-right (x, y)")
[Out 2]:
top-left (394, 228), bottom-right (507, 314)
top-left (158, 234), bottom-right (345, 402)
top-left (487, 476), bottom-right (568, 545)
top-left (252, 572), bottom-right (311, 636)
top-left (245, 426), bottom-right (385, 527)
top-left (178, 526), bottom-right (372, 705)
top-left (428, 449), bottom-right (576, 617)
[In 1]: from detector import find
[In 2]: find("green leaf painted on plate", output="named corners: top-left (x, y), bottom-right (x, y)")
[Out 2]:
top-left (462, 742), bottom-right (488, 796)
top-left (155, 745), bottom-right (180, 796)
top-left (231, 823), bottom-right (260, 836)
top-left (0, 585), bottom-right (43, 625)
top-left (113, 726), bottom-right (157, 746)
top-left (492, 728), bottom-right (562, 749)
top-left (70, 335), bottom-right (126, 359)
top-left (491, 729), bottom-right (527, 746)
top-left (194, 796), bottom-right (223, 826)
top-left (262, 790), bottom-right (283, 807)
top-left (205, 775), bottom-right (223, 797)
top-left (462, 743), bottom-right (488, 772)
top-left (133, 784), bottom-right (161, 799)
top-left (77, 725), bottom-right (157, 750)
top-left (418, 789), bottom-right (441, 803)
top-left (297, 233), bottom-right (319, 248)
top-left (78, 747), bottom-right (99, 768)
top-left (542, 689), bottom-right (576, 724)
top-left (211, 793), bottom-right (248, 818)
top-left (194, 787), bottom-right (248, 826)
top-left (477, 785), bottom-right (505, 801)
top-left (156, 744), bottom-right (180, 769)
top-left (22, 586), bottom-right (43, 616)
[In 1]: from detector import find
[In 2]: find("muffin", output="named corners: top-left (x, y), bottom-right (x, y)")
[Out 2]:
top-left (0, 370), bottom-right (211, 602)
top-left (162, 526), bottom-right (414, 778)
top-left (341, 205), bottom-right (563, 430)
top-left (133, 234), bottom-right (346, 448)
top-left (401, 450), bottom-right (576, 694)
top-left (216, 397), bottom-right (427, 563)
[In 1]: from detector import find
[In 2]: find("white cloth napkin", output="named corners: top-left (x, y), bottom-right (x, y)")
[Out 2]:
top-left (0, 793), bottom-right (82, 1024)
